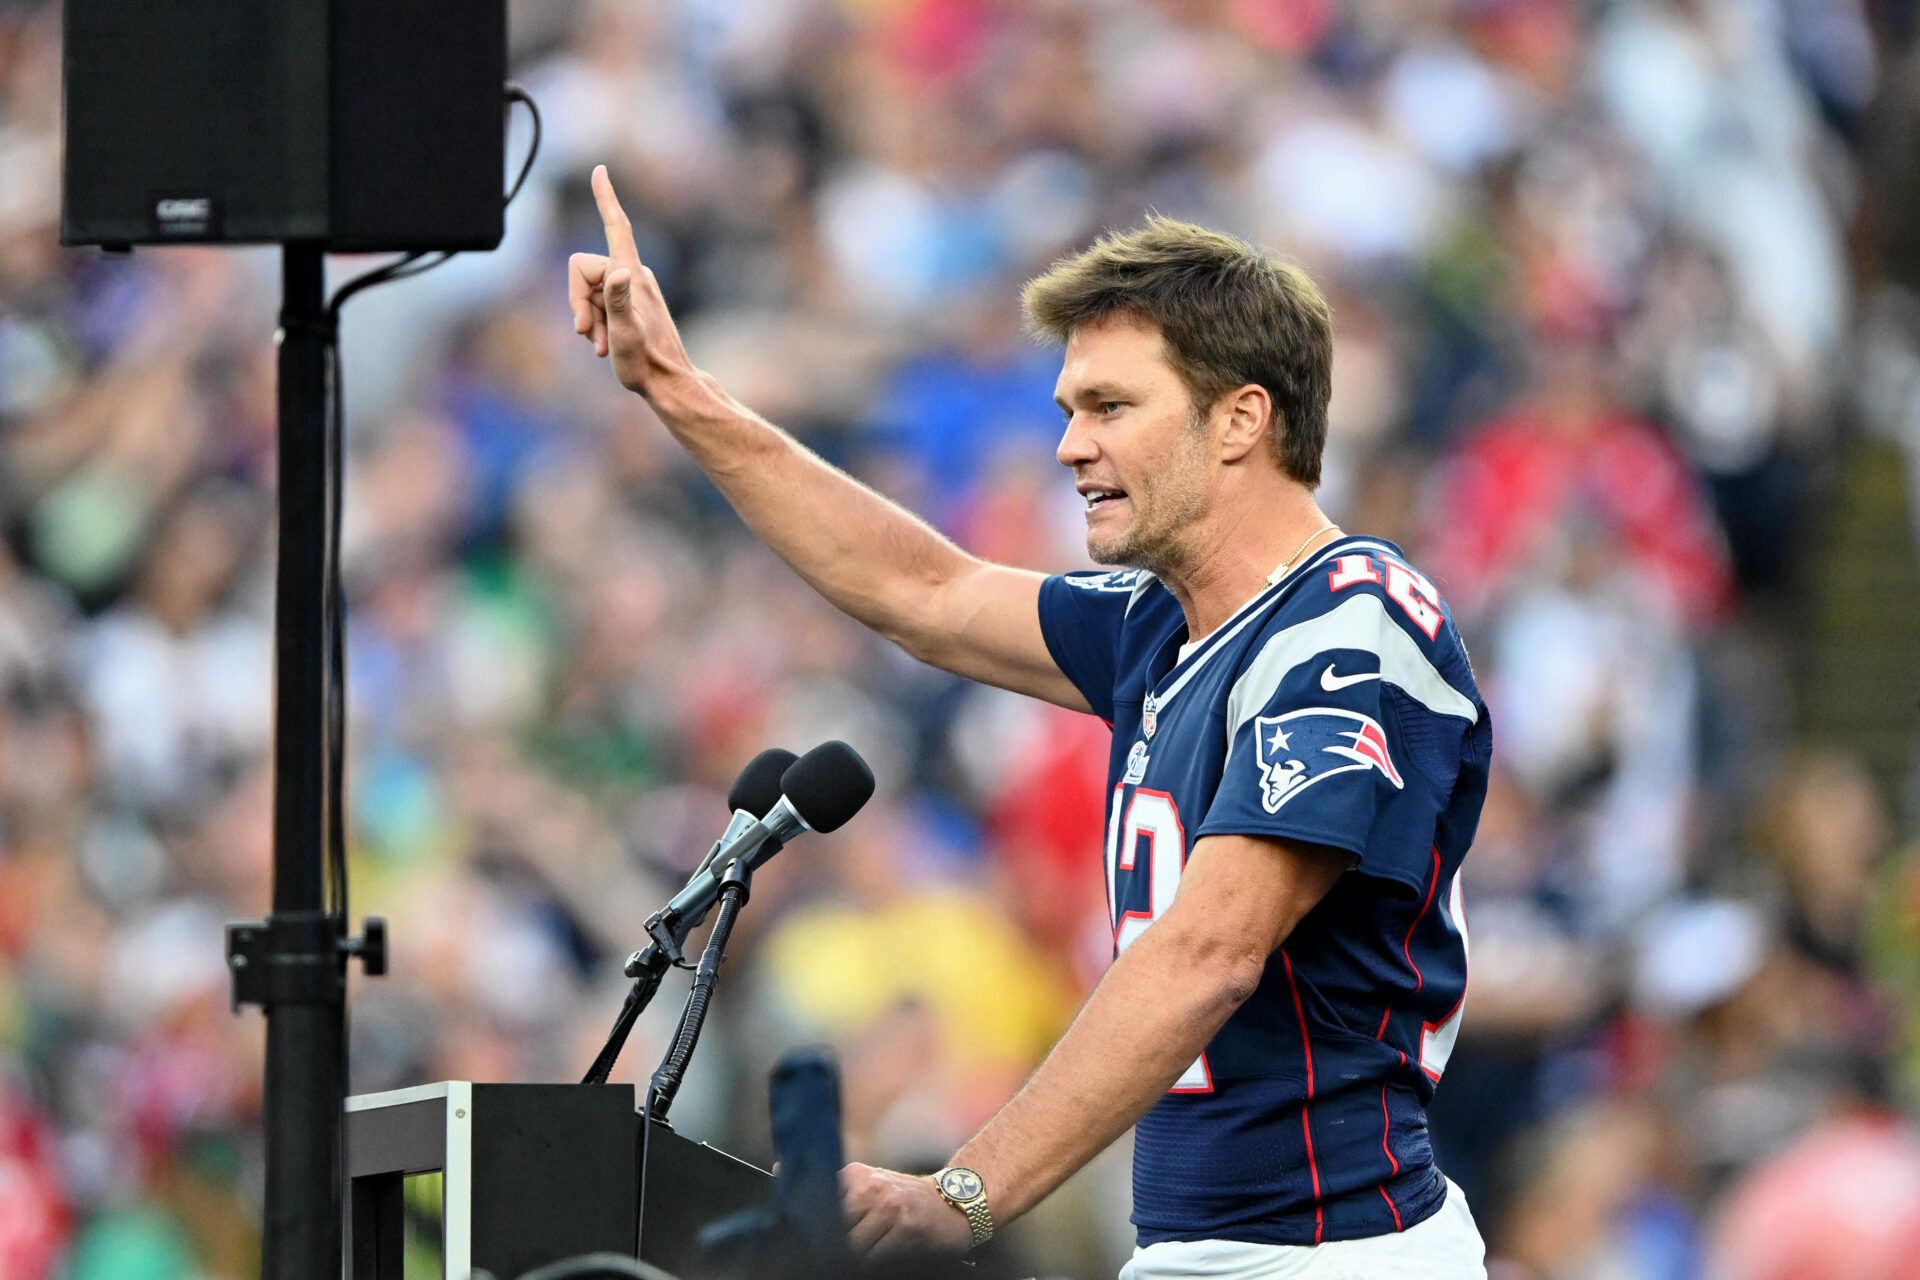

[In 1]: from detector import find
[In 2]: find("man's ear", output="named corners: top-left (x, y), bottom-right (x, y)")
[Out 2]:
top-left (1217, 384), bottom-right (1274, 464)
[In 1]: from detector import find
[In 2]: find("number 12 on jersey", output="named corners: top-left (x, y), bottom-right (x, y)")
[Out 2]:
top-left (1106, 785), bottom-right (1213, 1093)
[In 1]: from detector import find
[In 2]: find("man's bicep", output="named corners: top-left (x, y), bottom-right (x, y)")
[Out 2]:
top-left (1167, 832), bottom-right (1350, 958)
top-left (922, 562), bottom-right (1091, 712)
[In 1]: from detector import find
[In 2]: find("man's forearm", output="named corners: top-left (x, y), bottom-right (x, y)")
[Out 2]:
top-left (948, 922), bottom-right (1260, 1226)
top-left (576, 198), bottom-right (1078, 708)
top-left (649, 368), bottom-right (972, 654)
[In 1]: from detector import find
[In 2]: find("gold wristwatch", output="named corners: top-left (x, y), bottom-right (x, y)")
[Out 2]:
top-left (932, 1166), bottom-right (993, 1249)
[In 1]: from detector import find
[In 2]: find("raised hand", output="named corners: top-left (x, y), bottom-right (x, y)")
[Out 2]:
top-left (568, 164), bottom-right (697, 401)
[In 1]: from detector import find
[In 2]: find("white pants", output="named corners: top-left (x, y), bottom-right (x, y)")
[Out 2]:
top-left (1118, 1180), bottom-right (1486, 1280)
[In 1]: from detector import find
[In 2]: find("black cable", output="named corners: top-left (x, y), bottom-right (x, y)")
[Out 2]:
top-left (317, 81), bottom-right (544, 927)
top-left (636, 1085), bottom-right (659, 1264)
top-left (504, 82), bottom-right (542, 206)
top-left (324, 339), bottom-right (347, 926)
top-left (326, 80), bottom-right (542, 312)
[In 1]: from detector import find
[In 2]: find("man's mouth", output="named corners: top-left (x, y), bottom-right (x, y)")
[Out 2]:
top-left (1082, 487), bottom-right (1128, 511)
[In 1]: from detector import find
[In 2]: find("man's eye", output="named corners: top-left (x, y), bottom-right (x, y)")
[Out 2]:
top-left (1099, 401), bottom-right (1124, 415)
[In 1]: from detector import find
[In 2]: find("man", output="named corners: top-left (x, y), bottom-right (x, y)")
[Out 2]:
top-left (569, 165), bottom-right (1490, 1278)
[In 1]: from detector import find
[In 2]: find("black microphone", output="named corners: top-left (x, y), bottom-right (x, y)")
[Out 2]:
top-left (771, 739), bottom-right (876, 835)
top-left (730, 747), bottom-right (797, 818)
top-left (643, 743), bottom-right (876, 1129)
top-left (688, 747), bottom-right (796, 884)
top-left (632, 749), bottom-right (795, 971)
top-left (649, 741), bottom-right (875, 935)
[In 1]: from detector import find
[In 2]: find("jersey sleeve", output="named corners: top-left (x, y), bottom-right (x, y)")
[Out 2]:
top-left (1194, 577), bottom-right (1482, 895)
top-left (1036, 570), bottom-right (1145, 722)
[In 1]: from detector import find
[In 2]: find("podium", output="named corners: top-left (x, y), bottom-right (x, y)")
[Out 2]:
top-left (345, 1082), bottom-right (769, 1279)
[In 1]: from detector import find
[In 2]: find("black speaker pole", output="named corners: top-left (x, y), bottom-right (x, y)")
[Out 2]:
top-left (222, 238), bottom-right (397, 1272)
top-left (230, 244), bottom-right (348, 1280)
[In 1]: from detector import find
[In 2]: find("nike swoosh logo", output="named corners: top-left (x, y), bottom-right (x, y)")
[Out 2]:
top-left (1321, 664), bottom-right (1381, 692)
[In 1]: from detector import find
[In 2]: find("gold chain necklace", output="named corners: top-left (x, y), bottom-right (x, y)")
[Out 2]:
top-left (1267, 523), bottom-right (1341, 585)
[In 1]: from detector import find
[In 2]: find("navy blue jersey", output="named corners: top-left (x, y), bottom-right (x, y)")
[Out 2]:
top-left (1037, 536), bottom-right (1490, 1248)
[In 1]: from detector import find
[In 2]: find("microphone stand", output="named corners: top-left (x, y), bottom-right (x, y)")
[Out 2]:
top-left (636, 860), bottom-right (753, 1263)
top-left (579, 942), bottom-right (675, 1088)
top-left (580, 832), bottom-right (742, 1088)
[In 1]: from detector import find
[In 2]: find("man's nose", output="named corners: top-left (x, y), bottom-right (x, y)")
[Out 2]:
top-left (1056, 414), bottom-right (1097, 468)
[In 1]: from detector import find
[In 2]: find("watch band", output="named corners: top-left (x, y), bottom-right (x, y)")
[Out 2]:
top-left (956, 1194), bottom-right (992, 1248)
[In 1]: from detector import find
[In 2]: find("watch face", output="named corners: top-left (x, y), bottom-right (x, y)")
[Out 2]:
top-left (940, 1169), bottom-right (983, 1201)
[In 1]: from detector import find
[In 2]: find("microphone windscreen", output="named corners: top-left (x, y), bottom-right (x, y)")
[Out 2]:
top-left (728, 748), bottom-right (797, 818)
top-left (779, 741), bottom-right (875, 833)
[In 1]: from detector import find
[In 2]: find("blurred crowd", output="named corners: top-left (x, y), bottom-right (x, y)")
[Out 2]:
top-left (5, 0), bottom-right (1920, 1276)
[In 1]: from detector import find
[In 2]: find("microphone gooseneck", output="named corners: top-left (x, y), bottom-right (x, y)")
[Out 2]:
top-left (647, 861), bottom-right (750, 1122)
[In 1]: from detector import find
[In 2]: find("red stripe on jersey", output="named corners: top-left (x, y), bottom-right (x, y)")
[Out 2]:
top-left (1377, 1085), bottom-right (1403, 1231)
top-left (1376, 847), bottom-right (1442, 1216)
top-left (1379, 1084), bottom-right (1400, 1177)
top-left (1282, 950), bottom-right (1325, 1245)
top-left (1378, 1184), bottom-right (1404, 1232)
top-left (1402, 847), bottom-right (1442, 994)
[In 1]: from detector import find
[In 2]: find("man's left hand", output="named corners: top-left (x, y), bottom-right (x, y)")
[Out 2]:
top-left (841, 1162), bottom-right (974, 1261)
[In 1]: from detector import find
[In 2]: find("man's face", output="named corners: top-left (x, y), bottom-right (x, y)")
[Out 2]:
top-left (1054, 312), bottom-right (1212, 577)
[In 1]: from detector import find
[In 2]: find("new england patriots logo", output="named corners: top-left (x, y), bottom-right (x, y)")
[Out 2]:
top-left (1253, 708), bottom-right (1404, 814)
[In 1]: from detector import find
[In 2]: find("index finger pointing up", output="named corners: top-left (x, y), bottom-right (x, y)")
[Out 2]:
top-left (592, 164), bottom-right (639, 262)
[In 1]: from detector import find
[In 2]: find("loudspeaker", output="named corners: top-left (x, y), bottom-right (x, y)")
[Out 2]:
top-left (62, 0), bottom-right (505, 251)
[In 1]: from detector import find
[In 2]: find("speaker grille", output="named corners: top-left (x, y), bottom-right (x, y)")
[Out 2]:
top-left (62, 0), bottom-right (501, 250)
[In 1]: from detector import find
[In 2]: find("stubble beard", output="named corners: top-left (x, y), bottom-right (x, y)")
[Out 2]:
top-left (1087, 418), bottom-right (1211, 579)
